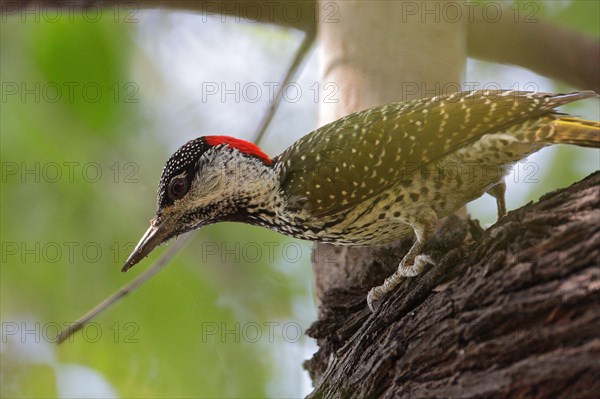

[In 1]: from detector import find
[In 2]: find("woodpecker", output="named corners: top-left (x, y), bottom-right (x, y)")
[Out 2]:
top-left (123, 90), bottom-right (600, 310)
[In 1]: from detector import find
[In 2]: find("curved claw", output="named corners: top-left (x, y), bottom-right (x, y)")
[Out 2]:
top-left (367, 286), bottom-right (385, 312)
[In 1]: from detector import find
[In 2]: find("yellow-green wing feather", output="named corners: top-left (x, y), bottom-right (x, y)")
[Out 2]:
top-left (276, 90), bottom-right (597, 218)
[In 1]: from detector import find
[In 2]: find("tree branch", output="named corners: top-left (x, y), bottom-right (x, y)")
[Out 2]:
top-left (5, 1), bottom-right (597, 91)
top-left (467, 15), bottom-right (600, 93)
top-left (2, 0), bottom-right (316, 31)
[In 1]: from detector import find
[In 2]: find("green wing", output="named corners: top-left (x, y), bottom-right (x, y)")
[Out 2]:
top-left (276, 90), bottom-right (596, 218)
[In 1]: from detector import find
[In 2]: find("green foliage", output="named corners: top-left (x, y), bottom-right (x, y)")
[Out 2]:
top-left (524, 0), bottom-right (600, 37)
top-left (1, 13), bottom-right (311, 399)
top-left (28, 19), bottom-right (128, 130)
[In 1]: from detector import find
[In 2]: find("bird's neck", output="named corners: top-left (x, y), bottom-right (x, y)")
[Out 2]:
top-left (205, 150), bottom-right (281, 223)
top-left (233, 160), bottom-right (280, 210)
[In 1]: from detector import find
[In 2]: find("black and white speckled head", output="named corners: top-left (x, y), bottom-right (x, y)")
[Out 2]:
top-left (156, 136), bottom-right (274, 215)
top-left (157, 138), bottom-right (208, 209)
top-left (122, 136), bottom-right (276, 272)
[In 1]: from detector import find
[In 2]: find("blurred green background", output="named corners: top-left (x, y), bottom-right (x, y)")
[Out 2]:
top-left (1, 1), bottom-right (598, 398)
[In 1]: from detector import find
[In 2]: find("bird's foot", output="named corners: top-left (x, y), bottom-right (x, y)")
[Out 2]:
top-left (398, 254), bottom-right (434, 277)
top-left (367, 255), bottom-right (435, 311)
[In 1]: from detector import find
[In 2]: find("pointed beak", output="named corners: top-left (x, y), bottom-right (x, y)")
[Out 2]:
top-left (122, 217), bottom-right (173, 272)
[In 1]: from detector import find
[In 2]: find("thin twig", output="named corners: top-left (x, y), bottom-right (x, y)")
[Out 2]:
top-left (252, 28), bottom-right (316, 144)
top-left (56, 28), bottom-right (316, 345)
top-left (56, 233), bottom-right (193, 344)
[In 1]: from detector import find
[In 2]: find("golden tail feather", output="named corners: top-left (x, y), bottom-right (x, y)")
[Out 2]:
top-left (549, 117), bottom-right (600, 148)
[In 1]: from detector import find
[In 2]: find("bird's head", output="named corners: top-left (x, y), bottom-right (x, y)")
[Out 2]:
top-left (122, 136), bottom-right (273, 272)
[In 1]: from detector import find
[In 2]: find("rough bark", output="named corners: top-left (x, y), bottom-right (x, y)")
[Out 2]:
top-left (304, 172), bottom-right (600, 399)
top-left (4, 1), bottom-right (599, 91)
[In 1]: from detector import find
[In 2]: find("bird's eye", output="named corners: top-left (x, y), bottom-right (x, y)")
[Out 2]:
top-left (168, 177), bottom-right (189, 200)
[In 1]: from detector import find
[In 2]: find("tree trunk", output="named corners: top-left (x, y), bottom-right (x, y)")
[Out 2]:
top-left (314, 0), bottom-right (466, 302)
top-left (305, 171), bottom-right (600, 399)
